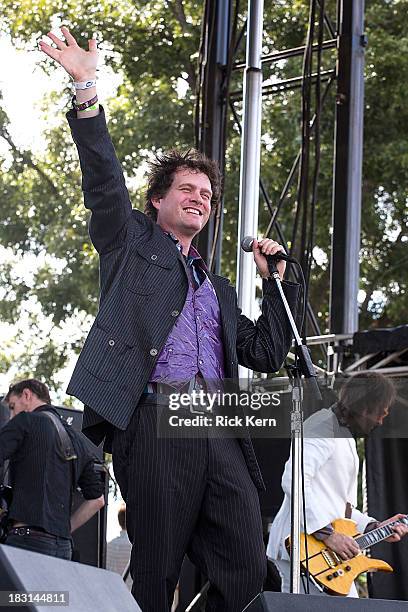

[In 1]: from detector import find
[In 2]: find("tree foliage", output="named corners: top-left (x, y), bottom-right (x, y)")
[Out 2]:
top-left (0, 0), bottom-right (407, 388)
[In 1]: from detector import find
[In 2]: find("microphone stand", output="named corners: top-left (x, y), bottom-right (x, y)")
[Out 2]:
top-left (267, 258), bottom-right (321, 594)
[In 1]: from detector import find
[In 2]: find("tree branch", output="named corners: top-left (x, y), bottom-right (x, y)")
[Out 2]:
top-left (0, 124), bottom-right (59, 197)
top-left (169, 0), bottom-right (197, 91)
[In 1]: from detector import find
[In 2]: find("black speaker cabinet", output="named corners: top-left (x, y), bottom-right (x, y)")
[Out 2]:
top-left (244, 591), bottom-right (408, 611)
top-left (0, 544), bottom-right (140, 611)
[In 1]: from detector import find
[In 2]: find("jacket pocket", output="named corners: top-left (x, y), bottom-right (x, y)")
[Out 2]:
top-left (79, 324), bottom-right (133, 382)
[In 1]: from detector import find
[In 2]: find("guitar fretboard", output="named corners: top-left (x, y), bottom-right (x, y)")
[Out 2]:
top-left (355, 516), bottom-right (408, 550)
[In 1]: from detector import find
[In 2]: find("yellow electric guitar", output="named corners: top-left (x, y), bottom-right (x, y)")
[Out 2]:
top-left (286, 515), bottom-right (408, 596)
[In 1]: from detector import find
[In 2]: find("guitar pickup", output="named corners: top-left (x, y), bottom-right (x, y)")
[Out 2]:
top-left (322, 550), bottom-right (337, 568)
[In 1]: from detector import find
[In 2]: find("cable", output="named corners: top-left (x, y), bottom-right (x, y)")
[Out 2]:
top-left (305, 0), bottom-right (325, 313)
top-left (300, 413), bottom-right (311, 594)
top-left (194, 0), bottom-right (209, 149)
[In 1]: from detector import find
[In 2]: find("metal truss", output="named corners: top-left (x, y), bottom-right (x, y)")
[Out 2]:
top-left (196, 0), bottom-right (366, 338)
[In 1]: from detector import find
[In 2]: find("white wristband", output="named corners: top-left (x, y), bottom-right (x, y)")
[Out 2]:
top-left (74, 79), bottom-right (97, 90)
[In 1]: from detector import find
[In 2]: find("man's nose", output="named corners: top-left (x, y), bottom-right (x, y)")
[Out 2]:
top-left (190, 192), bottom-right (202, 204)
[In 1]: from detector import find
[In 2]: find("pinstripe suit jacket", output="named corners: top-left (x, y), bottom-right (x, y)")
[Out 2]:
top-left (66, 108), bottom-right (299, 490)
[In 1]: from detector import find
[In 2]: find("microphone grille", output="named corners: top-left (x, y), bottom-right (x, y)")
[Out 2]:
top-left (241, 236), bottom-right (254, 252)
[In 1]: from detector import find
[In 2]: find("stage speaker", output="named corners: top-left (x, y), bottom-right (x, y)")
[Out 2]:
top-left (0, 544), bottom-right (140, 611)
top-left (243, 591), bottom-right (408, 611)
top-left (55, 405), bottom-right (103, 460)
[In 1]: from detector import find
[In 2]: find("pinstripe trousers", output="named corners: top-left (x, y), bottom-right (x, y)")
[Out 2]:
top-left (112, 398), bottom-right (266, 611)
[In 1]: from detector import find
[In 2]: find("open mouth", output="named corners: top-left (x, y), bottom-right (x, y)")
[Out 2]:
top-left (183, 207), bottom-right (202, 216)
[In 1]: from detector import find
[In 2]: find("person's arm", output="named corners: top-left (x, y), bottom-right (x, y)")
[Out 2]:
top-left (0, 413), bottom-right (29, 467)
top-left (350, 506), bottom-right (378, 534)
top-left (235, 237), bottom-right (299, 372)
top-left (70, 495), bottom-right (105, 533)
top-left (236, 280), bottom-right (299, 372)
top-left (282, 436), bottom-right (361, 560)
top-left (39, 27), bottom-right (133, 254)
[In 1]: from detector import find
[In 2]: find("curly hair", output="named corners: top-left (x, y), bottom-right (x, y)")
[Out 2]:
top-left (144, 149), bottom-right (222, 221)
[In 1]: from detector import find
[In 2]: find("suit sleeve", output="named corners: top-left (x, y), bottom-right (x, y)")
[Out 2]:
top-left (236, 279), bottom-right (299, 372)
top-left (66, 107), bottom-right (133, 254)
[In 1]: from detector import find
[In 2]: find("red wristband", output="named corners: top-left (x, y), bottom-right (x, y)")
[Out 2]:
top-left (72, 94), bottom-right (98, 112)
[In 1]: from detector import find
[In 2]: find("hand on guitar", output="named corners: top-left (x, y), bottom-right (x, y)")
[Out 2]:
top-left (324, 532), bottom-right (360, 560)
top-left (378, 514), bottom-right (408, 543)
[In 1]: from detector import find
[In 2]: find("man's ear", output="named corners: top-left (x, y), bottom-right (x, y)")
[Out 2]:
top-left (151, 196), bottom-right (161, 211)
top-left (22, 388), bottom-right (32, 405)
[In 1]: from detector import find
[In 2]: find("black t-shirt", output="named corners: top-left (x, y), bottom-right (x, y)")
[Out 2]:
top-left (0, 405), bottom-right (104, 538)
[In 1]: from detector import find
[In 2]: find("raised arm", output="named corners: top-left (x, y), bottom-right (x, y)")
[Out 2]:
top-left (39, 27), bottom-right (132, 253)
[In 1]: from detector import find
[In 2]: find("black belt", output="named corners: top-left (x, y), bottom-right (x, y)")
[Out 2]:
top-left (9, 526), bottom-right (58, 539)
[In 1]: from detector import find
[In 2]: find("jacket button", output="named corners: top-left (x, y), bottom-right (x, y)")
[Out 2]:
top-left (150, 348), bottom-right (158, 356)
top-left (171, 310), bottom-right (179, 317)
top-left (108, 339), bottom-right (115, 347)
top-left (151, 254), bottom-right (158, 261)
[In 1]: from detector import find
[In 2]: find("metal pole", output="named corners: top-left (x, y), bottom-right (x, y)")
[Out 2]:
top-left (330, 0), bottom-right (366, 333)
top-left (289, 379), bottom-right (303, 593)
top-left (195, 0), bottom-right (232, 273)
top-left (236, 0), bottom-right (264, 319)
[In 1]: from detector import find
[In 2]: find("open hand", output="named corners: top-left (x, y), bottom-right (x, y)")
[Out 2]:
top-left (39, 26), bottom-right (98, 82)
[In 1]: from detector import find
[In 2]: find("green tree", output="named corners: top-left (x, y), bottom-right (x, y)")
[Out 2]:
top-left (0, 0), bottom-right (407, 388)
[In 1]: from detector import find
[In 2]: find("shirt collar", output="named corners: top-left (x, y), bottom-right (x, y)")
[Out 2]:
top-left (164, 231), bottom-right (207, 271)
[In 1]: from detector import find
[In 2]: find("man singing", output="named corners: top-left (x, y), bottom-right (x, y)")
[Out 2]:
top-left (40, 27), bottom-right (299, 611)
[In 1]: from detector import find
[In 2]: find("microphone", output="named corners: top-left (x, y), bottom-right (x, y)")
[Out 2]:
top-left (241, 236), bottom-right (296, 263)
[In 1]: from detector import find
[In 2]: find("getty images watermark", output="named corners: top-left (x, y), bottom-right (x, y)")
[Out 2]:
top-left (168, 389), bottom-right (280, 427)
top-left (169, 388), bottom-right (281, 411)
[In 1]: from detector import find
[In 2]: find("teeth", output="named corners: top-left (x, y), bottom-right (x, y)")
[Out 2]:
top-left (185, 208), bottom-right (200, 215)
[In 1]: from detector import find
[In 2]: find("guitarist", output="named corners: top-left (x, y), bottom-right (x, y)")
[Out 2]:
top-left (267, 372), bottom-right (408, 596)
top-left (0, 379), bottom-right (105, 558)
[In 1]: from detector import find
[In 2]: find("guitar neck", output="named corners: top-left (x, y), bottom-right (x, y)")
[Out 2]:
top-left (355, 515), bottom-right (408, 550)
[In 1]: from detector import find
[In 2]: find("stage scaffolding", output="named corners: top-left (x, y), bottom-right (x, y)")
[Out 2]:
top-left (195, 0), bottom-right (366, 338)
top-left (187, 1), bottom-right (408, 604)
